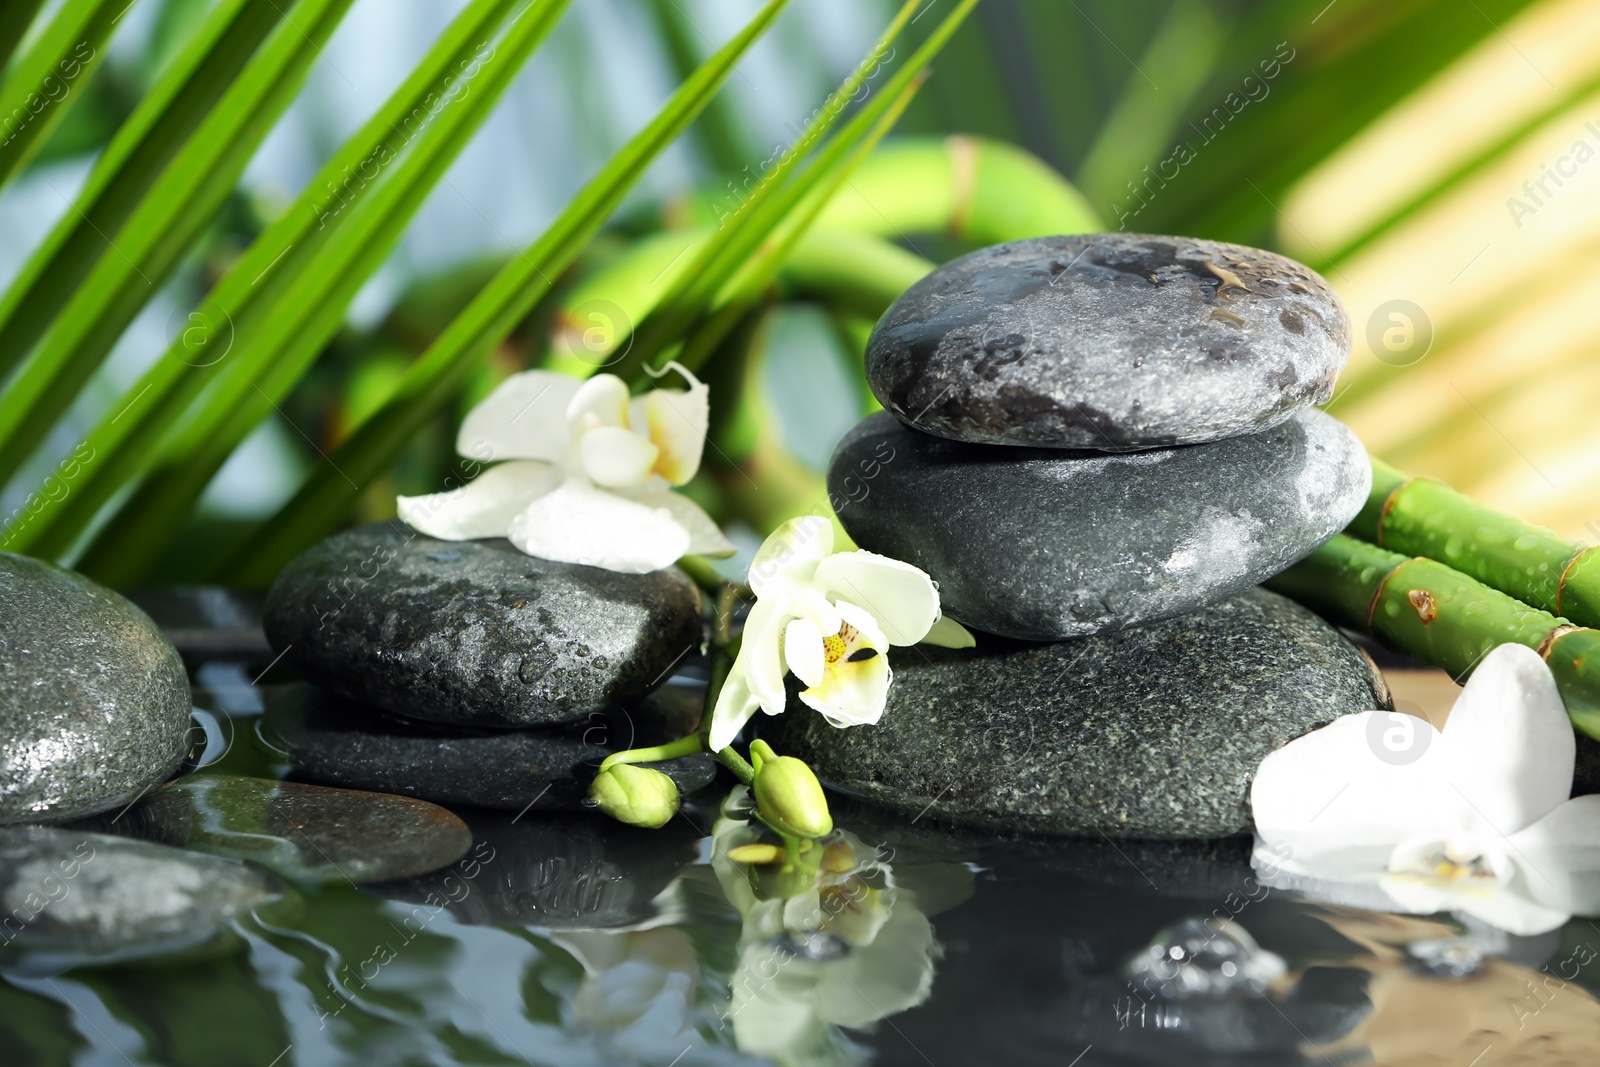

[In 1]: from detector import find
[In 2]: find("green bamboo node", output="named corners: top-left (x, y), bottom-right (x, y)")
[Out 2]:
top-left (1349, 459), bottom-right (1600, 631)
top-left (1266, 534), bottom-right (1600, 739)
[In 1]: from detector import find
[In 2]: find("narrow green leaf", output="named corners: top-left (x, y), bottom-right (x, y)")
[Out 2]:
top-left (605, 0), bottom-right (932, 382)
top-left (69, 0), bottom-right (574, 583)
top-left (616, 0), bottom-right (979, 381)
top-left (12, 0), bottom-right (543, 567)
top-left (676, 72), bottom-right (930, 374)
top-left (0, 0), bottom-right (121, 190)
top-left (0, 0), bottom-right (355, 480)
top-left (0, 0), bottom-right (46, 76)
top-left (0, 0), bottom-right (284, 381)
top-left (217, 0), bottom-right (792, 586)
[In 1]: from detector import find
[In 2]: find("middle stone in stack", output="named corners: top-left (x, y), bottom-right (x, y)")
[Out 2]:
top-left (769, 234), bottom-right (1387, 839)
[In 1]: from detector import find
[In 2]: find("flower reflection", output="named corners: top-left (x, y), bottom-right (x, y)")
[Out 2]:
top-left (541, 791), bottom-right (972, 1066)
top-left (709, 788), bottom-right (973, 1067)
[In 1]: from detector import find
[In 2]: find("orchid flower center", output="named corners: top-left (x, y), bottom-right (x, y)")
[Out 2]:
top-left (822, 619), bottom-right (878, 668)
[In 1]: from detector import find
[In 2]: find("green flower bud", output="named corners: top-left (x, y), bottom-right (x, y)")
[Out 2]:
top-left (590, 763), bottom-right (678, 829)
top-left (750, 743), bottom-right (833, 840)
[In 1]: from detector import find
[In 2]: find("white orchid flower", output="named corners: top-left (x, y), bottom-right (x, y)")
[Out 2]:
top-left (1251, 643), bottom-right (1600, 936)
top-left (709, 516), bottom-right (966, 752)
top-left (397, 363), bottom-right (734, 574)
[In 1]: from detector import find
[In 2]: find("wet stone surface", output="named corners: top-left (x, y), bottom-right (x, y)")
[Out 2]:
top-left (763, 588), bottom-right (1391, 839)
top-left (76, 775), bottom-right (473, 885)
top-left (0, 553), bottom-right (193, 825)
top-left (263, 522), bottom-right (704, 728)
top-left (865, 233), bottom-right (1350, 450)
top-left (0, 826), bottom-right (280, 975)
top-left (261, 683), bottom-right (717, 813)
top-left (830, 409), bottom-right (1369, 640)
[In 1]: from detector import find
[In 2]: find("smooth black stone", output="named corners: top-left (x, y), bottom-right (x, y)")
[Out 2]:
top-left (373, 808), bottom-right (700, 929)
top-left (0, 826), bottom-right (280, 975)
top-left (261, 683), bottom-right (717, 812)
top-left (1, 553), bottom-right (192, 825)
top-left (762, 588), bottom-right (1390, 839)
top-left (74, 775), bottom-right (472, 885)
top-left (865, 233), bottom-right (1349, 449)
top-left (830, 408), bottom-right (1368, 640)
top-left (263, 522), bottom-right (704, 728)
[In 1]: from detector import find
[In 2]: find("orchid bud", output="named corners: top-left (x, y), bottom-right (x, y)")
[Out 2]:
top-left (750, 740), bottom-right (833, 840)
top-left (590, 763), bottom-right (678, 828)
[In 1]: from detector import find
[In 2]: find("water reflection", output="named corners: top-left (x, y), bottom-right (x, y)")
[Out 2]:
top-left (8, 782), bottom-right (1600, 1064)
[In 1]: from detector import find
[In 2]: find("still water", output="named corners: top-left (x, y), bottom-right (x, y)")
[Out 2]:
top-left (3, 623), bottom-right (1599, 1066)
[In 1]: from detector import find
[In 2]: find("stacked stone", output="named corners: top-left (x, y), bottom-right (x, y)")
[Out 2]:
top-left (765, 234), bottom-right (1391, 839)
top-left (259, 525), bottom-right (716, 810)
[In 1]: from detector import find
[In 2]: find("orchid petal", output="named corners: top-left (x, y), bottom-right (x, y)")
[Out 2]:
top-left (709, 667), bottom-right (760, 752)
top-left (739, 596), bottom-right (792, 719)
top-left (397, 461), bottom-right (557, 540)
top-left (508, 477), bottom-right (689, 574)
top-left (797, 601), bottom-right (890, 729)
top-left (1508, 795), bottom-right (1600, 917)
top-left (1438, 643), bottom-right (1573, 838)
top-left (616, 486), bottom-right (735, 558)
top-left (565, 374), bottom-right (631, 430)
top-left (784, 618), bottom-right (826, 688)
top-left (749, 516), bottom-right (833, 596)
top-left (455, 371), bottom-right (582, 462)
top-left (921, 615), bottom-right (976, 648)
top-left (579, 425), bottom-right (660, 488)
top-left (1250, 711), bottom-right (1461, 862)
top-left (630, 362), bottom-right (709, 486)
top-left (814, 551), bottom-right (940, 646)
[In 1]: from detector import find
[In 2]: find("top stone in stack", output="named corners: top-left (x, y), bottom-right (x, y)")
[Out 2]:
top-left (832, 233), bottom-right (1370, 641)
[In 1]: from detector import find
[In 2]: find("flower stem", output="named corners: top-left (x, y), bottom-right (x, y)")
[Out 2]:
top-left (716, 745), bottom-right (756, 786)
top-left (598, 734), bottom-right (704, 773)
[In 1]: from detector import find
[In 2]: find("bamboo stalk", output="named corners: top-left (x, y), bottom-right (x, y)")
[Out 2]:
top-left (1350, 459), bottom-right (1600, 630)
top-left (1265, 534), bottom-right (1600, 738)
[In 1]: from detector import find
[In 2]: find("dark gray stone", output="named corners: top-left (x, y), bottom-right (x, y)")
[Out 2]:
top-left (261, 683), bottom-right (717, 812)
top-left (263, 522), bottom-right (704, 728)
top-left (830, 409), bottom-right (1368, 640)
top-left (0, 826), bottom-right (279, 974)
top-left (372, 808), bottom-right (700, 928)
top-left (0, 553), bottom-right (192, 825)
top-left (762, 588), bottom-right (1391, 839)
top-left (866, 234), bottom-right (1349, 449)
top-left (76, 775), bottom-right (472, 885)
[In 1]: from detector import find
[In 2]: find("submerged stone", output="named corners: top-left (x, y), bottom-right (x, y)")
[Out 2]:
top-left (1, 553), bottom-right (192, 825)
top-left (261, 683), bottom-right (716, 812)
top-left (263, 523), bottom-right (704, 728)
top-left (80, 775), bottom-right (472, 885)
top-left (865, 233), bottom-right (1349, 449)
top-left (762, 588), bottom-right (1390, 839)
top-left (0, 826), bottom-right (279, 974)
top-left (830, 409), bottom-right (1368, 640)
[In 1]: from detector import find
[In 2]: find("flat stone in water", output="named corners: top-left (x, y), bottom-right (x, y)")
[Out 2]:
top-left (263, 522), bottom-right (704, 728)
top-left (762, 589), bottom-right (1390, 839)
top-left (78, 775), bottom-right (472, 885)
top-left (865, 233), bottom-right (1349, 449)
top-left (0, 553), bottom-right (192, 824)
top-left (0, 826), bottom-right (279, 974)
top-left (261, 683), bottom-right (717, 812)
top-left (830, 409), bottom-right (1368, 640)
